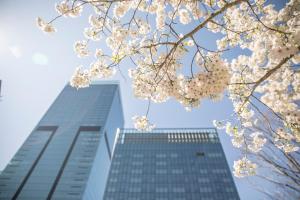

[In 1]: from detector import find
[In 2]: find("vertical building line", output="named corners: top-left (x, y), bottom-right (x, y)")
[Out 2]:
top-left (47, 126), bottom-right (100, 200)
top-left (46, 127), bottom-right (81, 200)
top-left (12, 126), bottom-right (58, 200)
top-left (111, 128), bottom-right (120, 157)
top-left (104, 131), bottom-right (112, 160)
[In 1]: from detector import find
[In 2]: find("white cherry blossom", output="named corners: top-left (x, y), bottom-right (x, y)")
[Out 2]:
top-left (94, 49), bottom-right (103, 59)
top-left (70, 66), bottom-right (90, 89)
top-left (89, 15), bottom-right (104, 29)
top-left (179, 9), bottom-right (191, 24)
top-left (213, 120), bottom-right (226, 129)
top-left (248, 132), bottom-right (267, 153)
top-left (36, 17), bottom-right (56, 33)
top-left (55, 1), bottom-right (82, 18)
top-left (231, 131), bottom-right (244, 148)
top-left (89, 60), bottom-right (116, 79)
top-left (73, 40), bottom-right (90, 57)
top-left (233, 157), bottom-right (257, 178)
top-left (132, 115), bottom-right (155, 131)
top-left (84, 27), bottom-right (101, 41)
top-left (274, 128), bottom-right (299, 153)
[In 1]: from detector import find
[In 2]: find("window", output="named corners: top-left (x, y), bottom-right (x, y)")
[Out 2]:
top-left (226, 187), bottom-right (235, 192)
top-left (156, 154), bottom-right (166, 158)
top-left (130, 178), bottom-right (142, 183)
top-left (156, 187), bottom-right (168, 193)
top-left (156, 161), bottom-right (166, 166)
top-left (156, 169), bottom-right (167, 174)
top-left (132, 161), bottom-right (143, 166)
top-left (199, 187), bottom-right (212, 193)
top-left (133, 154), bottom-right (144, 158)
top-left (131, 169), bottom-right (142, 174)
top-left (173, 187), bottom-right (185, 193)
top-left (172, 169), bottom-right (183, 174)
top-left (170, 153), bottom-right (178, 158)
top-left (109, 178), bottom-right (118, 183)
top-left (107, 187), bottom-right (116, 193)
top-left (68, 192), bottom-right (80, 195)
top-left (196, 152), bottom-right (205, 157)
top-left (198, 178), bottom-right (209, 183)
top-left (129, 187), bottom-right (142, 193)
top-left (71, 185), bottom-right (82, 188)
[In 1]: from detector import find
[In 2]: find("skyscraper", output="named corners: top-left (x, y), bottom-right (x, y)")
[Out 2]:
top-left (0, 82), bottom-right (124, 200)
top-left (104, 128), bottom-right (240, 200)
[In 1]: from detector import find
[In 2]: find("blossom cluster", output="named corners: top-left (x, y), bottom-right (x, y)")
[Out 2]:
top-left (130, 51), bottom-right (230, 111)
top-left (224, 0), bottom-right (299, 157)
top-left (70, 63), bottom-right (116, 89)
top-left (274, 128), bottom-right (299, 153)
top-left (70, 67), bottom-right (90, 89)
top-left (248, 132), bottom-right (267, 153)
top-left (233, 156), bottom-right (257, 178)
top-left (132, 115), bottom-right (155, 131)
top-left (36, 17), bottom-right (56, 33)
top-left (55, 1), bottom-right (82, 18)
top-left (37, 0), bottom-right (232, 108)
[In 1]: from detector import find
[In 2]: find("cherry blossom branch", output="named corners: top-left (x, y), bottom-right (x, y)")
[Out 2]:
top-left (48, 2), bottom-right (87, 24)
top-left (154, 0), bottom-right (246, 79)
top-left (246, 1), bottom-right (291, 35)
top-left (238, 47), bottom-right (300, 112)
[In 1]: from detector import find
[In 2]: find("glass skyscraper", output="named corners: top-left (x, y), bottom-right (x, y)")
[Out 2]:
top-left (0, 82), bottom-right (124, 200)
top-left (104, 128), bottom-right (240, 200)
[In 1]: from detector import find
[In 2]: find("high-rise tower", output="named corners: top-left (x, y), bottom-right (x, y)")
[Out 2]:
top-left (104, 128), bottom-right (240, 200)
top-left (0, 82), bottom-right (124, 200)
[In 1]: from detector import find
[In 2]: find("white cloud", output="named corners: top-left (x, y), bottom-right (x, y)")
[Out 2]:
top-left (9, 46), bottom-right (22, 58)
top-left (32, 52), bottom-right (48, 65)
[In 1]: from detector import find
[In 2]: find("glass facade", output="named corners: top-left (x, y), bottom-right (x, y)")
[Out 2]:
top-left (104, 128), bottom-right (240, 200)
top-left (0, 82), bottom-right (124, 200)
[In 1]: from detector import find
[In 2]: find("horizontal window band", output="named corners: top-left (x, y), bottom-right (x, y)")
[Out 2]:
top-left (79, 126), bottom-right (101, 132)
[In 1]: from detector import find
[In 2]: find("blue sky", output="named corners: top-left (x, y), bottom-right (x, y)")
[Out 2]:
top-left (0, 0), bottom-right (287, 199)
